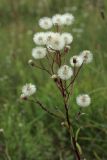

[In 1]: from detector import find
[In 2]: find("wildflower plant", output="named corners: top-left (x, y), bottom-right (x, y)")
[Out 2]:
top-left (21, 13), bottom-right (93, 160)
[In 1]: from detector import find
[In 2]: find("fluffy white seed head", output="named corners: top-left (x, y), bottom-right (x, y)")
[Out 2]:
top-left (76, 94), bottom-right (91, 107)
top-left (45, 32), bottom-right (57, 52)
top-left (33, 32), bottom-right (46, 45)
top-left (47, 33), bottom-right (65, 50)
top-left (70, 55), bottom-right (83, 67)
top-left (61, 33), bottom-right (73, 45)
top-left (39, 17), bottom-right (53, 29)
top-left (62, 13), bottom-right (74, 25)
top-left (21, 83), bottom-right (36, 98)
top-left (52, 14), bottom-right (64, 26)
top-left (32, 47), bottom-right (47, 59)
top-left (80, 50), bottom-right (93, 63)
top-left (45, 32), bottom-right (56, 43)
top-left (57, 65), bottom-right (73, 80)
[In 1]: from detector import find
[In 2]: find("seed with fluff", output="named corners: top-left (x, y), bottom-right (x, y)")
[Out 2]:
top-left (80, 50), bottom-right (93, 63)
top-left (57, 65), bottom-right (73, 80)
top-left (39, 17), bottom-right (53, 29)
top-left (32, 47), bottom-right (47, 59)
top-left (70, 55), bottom-right (83, 67)
top-left (76, 94), bottom-right (91, 107)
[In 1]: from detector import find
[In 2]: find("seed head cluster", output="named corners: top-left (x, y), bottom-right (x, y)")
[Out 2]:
top-left (21, 13), bottom-right (93, 108)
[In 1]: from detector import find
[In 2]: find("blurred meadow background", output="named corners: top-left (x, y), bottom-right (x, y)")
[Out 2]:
top-left (0, 0), bottom-right (107, 159)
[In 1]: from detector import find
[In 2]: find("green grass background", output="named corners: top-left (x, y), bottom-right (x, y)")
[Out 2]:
top-left (0, 0), bottom-right (107, 159)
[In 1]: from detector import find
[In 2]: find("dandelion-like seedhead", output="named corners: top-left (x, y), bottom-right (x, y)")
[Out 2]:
top-left (70, 55), bottom-right (83, 67)
top-left (80, 50), bottom-right (93, 64)
top-left (57, 65), bottom-right (73, 80)
top-left (52, 14), bottom-right (64, 26)
top-left (38, 13), bottom-right (74, 28)
top-left (62, 13), bottom-right (74, 25)
top-left (61, 33), bottom-right (73, 45)
top-left (32, 47), bottom-right (47, 59)
top-left (21, 83), bottom-right (36, 99)
top-left (33, 32), bottom-right (47, 45)
top-left (39, 17), bottom-right (53, 29)
top-left (47, 33), bottom-right (65, 50)
top-left (76, 94), bottom-right (91, 107)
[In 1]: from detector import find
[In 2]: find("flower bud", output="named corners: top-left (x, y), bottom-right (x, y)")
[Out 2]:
top-left (51, 74), bottom-right (58, 81)
top-left (20, 94), bottom-right (28, 100)
top-left (28, 59), bottom-right (35, 66)
top-left (0, 128), bottom-right (4, 133)
top-left (64, 45), bottom-right (71, 53)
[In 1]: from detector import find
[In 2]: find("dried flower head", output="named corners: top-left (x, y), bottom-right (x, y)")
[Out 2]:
top-left (57, 65), bottom-right (73, 80)
top-left (45, 32), bottom-right (56, 43)
top-left (80, 50), bottom-right (93, 63)
top-left (21, 83), bottom-right (36, 99)
top-left (32, 47), bottom-right (47, 59)
top-left (62, 13), bottom-right (74, 25)
top-left (61, 33), bottom-right (73, 45)
top-left (70, 55), bottom-right (83, 67)
top-left (52, 14), bottom-right (64, 26)
top-left (39, 17), bottom-right (53, 29)
top-left (33, 32), bottom-right (46, 45)
top-left (76, 94), bottom-right (91, 107)
top-left (47, 33), bottom-right (65, 50)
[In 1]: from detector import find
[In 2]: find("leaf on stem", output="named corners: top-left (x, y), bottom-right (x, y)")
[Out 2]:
top-left (75, 128), bottom-right (81, 141)
top-left (76, 142), bottom-right (82, 155)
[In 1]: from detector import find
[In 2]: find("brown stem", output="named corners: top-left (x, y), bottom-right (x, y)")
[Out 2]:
top-left (72, 137), bottom-right (81, 160)
top-left (55, 50), bottom-right (62, 67)
top-left (46, 54), bottom-right (53, 73)
top-left (35, 100), bottom-right (61, 119)
top-left (29, 99), bottom-right (62, 119)
top-left (64, 103), bottom-right (81, 160)
top-left (31, 63), bottom-right (51, 75)
top-left (60, 79), bottom-right (81, 160)
top-left (66, 63), bottom-right (83, 90)
top-left (54, 75), bottom-right (81, 159)
top-left (51, 54), bottom-right (56, 73)
top-left (56, 24), bottom-right (59, 32)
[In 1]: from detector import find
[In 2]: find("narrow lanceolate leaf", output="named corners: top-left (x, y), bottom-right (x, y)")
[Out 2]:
top-left (75, 128), bottom-right (81, 141)
top-left (93, 151), bottom-right (101, 160)
top-left (76, 142), bottom-right (82, 155)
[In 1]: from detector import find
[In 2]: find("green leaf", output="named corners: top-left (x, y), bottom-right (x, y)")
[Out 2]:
top-left (75, 128), bottom-right (81, 141)
top-left (76, 142), bottom-right (82, 155)
top-left (93, 151), bottom-right (101, 160)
